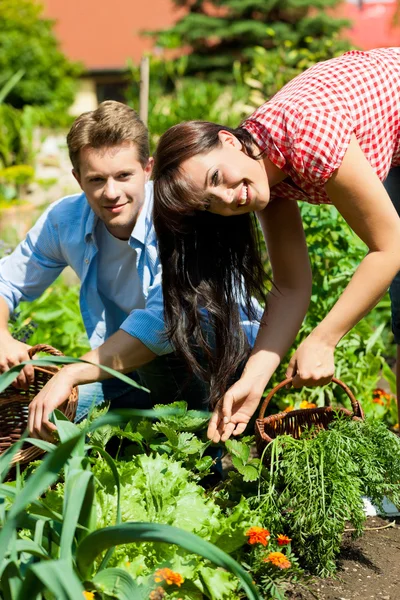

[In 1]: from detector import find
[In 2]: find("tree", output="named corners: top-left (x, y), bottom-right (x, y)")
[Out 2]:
top-left (151, 0), bottom-right (352, 82)
top-left (0, 0), bottom-right (81, 110)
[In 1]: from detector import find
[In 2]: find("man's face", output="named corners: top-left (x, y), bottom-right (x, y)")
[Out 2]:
top-left (74, 142), bottom-right (153, 240)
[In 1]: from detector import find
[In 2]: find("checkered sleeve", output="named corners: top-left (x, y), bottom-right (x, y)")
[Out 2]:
top-left (289, 109), bottom-right (354, 186)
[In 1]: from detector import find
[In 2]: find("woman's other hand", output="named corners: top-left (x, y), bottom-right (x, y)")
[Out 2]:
top-left (286, 335), bottom-right (335, 388)
top-left (207, 377), bottom-right (265, 443)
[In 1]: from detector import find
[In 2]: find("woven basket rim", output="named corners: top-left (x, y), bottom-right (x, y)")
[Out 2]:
top-left (0, 343), bottom-right (78, 465)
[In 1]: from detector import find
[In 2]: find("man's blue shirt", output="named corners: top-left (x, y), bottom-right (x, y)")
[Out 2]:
top-left (0, 182), bottom-right (260, 353)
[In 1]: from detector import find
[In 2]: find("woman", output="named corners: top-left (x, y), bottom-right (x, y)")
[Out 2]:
top-left (152, 48), bottom-right (400, 443)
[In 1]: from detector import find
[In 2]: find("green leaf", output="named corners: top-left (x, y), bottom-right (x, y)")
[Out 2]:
top-left (0, 356), bottom-right (150, 394)
top-left (195, 455), bottom-right (213, 472)
top-left (0, 432), bottom-right (83, 565)
top-left (60, 469), bottom-right (94, 560)
top-left (16, 559), bottom-right (84, 599)
top-left (92, 567), bottom-right (143, 599)
top-left (365, 322), bottom-right (386, 354)
top-left (382, 361), bottom-right (397, 395)
top-left (230, 456), bottom-right (259, 481)
top-left (199, 565), bottom-right (238, 600)
top-left (0, 69), bottom-right (25, 104)
top-left (226, 439), bottom-right (250, 464)
top-left (1, 560), bottom-right (22, 600)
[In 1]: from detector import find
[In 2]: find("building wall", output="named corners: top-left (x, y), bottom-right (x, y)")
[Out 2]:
top-left (42, 0), bottom-right (184, 70)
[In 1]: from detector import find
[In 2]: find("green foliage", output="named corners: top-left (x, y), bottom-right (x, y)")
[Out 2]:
top-left (10, 277), bottom-right (90, 356)
top-left (0, 0), bottom-right (81, 111)
top-left (258, 416), bottom-right (400, 576)
top-left (0, 391), bottom-right (261, 600)
top-left (0, 103), bottom-right (35, 168)
top-left (149, 0), bottom-right (353, 83)
top-left (127, 57), bottom-right (249, 152)
top-left (0, 164), bottom-right (34, 202)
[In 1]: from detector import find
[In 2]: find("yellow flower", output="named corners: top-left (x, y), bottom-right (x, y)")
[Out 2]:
top-left (263, 551), bottom-right (291, 569)
top-left (245, 526), bottom-right (270, 546)
top-left (83, 592), bottom-right (95, 600)
top-left (154, 568), bottom-right (184, 587)
top-left (299, 401), bottom-right (317, 409)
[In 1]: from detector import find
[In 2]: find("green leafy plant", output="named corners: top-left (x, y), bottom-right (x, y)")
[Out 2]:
top-left (257, 416), bottom-right (400, 576)
top-left (0, 359), bottom-right (262, 600)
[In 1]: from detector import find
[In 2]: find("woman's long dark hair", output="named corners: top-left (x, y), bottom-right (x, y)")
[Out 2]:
top-left (153, 121), bottom-right (269, 407)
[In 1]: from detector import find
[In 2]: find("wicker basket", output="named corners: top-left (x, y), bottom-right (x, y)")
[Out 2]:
top-left (255, 376), bottom-right (364, 457)
top-left (0, 344), bottom-right (78, 465)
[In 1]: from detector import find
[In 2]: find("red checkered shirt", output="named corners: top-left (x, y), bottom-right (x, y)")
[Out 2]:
top-left (242, 48), bottom-right (400, 204)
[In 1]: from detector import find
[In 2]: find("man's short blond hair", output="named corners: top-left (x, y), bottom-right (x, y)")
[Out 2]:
top-left (67, 101), bottom-right (149, 172)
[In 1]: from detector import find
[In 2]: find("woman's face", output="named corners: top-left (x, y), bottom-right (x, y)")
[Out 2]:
top-left (180, 131), bottom-right (271, 216)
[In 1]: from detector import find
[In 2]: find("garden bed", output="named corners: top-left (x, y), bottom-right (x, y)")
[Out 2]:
top-left (288, 516), bottom-right (400, 600)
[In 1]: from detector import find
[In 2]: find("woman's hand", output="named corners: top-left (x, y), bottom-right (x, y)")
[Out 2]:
top-left (207, 377), bottom-right (266, 443)
top-left (286, 335), bottom-right (335, 388)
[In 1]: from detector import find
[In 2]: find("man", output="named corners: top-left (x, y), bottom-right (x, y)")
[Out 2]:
top-left (0, 101), bottom-right (260, 441)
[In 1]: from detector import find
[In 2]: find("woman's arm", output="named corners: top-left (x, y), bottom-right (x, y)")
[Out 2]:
top-left (287, 134), bottom-right (400, 387)
top-left (208, 196), bottom-right (312, 442)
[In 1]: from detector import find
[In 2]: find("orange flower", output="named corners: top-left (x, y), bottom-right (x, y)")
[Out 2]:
top-left (277, 534), bottom-right (292, 546)
top-left (245, 526), bottom-right (270, 546)
top-left (299, 401), bottom-right (317, 409)
top-left (284, 405), bottom-right (294, 413)
top-left (373, 389), bottom-right (392, 403)
top-left (263, 551), bottom-right (291, 569)
top-left (394, 423), bottom-right (399, 432)
top-left (83, 593), bottom-right (95, 600)
top-left (154, 568), bottom-right (184, 587)
top-left (373, 397), bottom-right (385, 406)
top-left (149, 588), bottom-right (165, 600)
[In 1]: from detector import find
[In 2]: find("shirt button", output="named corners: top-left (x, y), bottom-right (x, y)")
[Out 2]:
top-left (85, 259), bottom-right (89, 264)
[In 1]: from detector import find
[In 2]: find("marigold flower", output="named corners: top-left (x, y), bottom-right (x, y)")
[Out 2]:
top-left (394, 423), bottom-right (399, 431)
top-left (149, 588), bottom-right (165, 600)
top-left (373, 397), bottom-right (385, 406)
top-left (277, 534), bottom-right (292, 546)
top-left (245, 526), bottom-right (270, 546)
top-left (154, 568), bottom-right (184, 587)
top-left (263, 551), bottom-right (291, 569)
top-left (82, 592), bottom-right (95, 600)
top-left (284, 405), bottom-right (294, 413)
top-left (373, 388), bottom-right (385, 397)
top-left (299, 401), bottom-right (317, 409)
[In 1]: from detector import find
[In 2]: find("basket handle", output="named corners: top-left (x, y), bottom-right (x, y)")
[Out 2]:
top-left (258, 377), bottom-right (363, 420)
top-left (28, 344), bottom-right (64, 359)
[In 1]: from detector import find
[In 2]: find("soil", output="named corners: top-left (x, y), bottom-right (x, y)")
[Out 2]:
top-left (287, 517), bottom-right (400, 600)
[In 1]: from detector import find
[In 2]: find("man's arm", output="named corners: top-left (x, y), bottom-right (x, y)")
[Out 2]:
top-left (28, 329), bottom-right (156, 440)
top-left (0, 296), bottom-right (34, 389)
top-left (0, 202), bottom-right (68, 388)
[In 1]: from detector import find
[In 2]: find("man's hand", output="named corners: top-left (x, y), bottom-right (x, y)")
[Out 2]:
top-left (0, 332), bottom-right (33, 390)
top-left (28, 370), bottom-right (76, 441)
top-left (207, 377), bottom-right (265, 443)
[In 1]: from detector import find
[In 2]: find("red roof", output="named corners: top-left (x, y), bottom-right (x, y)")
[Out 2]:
top-left (42, 1), bottom-right (400, 71)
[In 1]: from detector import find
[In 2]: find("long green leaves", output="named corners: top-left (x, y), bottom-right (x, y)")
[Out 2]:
top-left (16, 559), bottom-right (85, 599)
top-left (0, 356), bottom-right (150, 394)
top-left (76, 522), bottom-right (262, 600)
